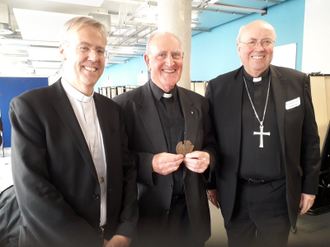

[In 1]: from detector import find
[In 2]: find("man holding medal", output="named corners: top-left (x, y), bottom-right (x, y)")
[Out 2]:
top-left (114, 31), bottom-right (218, 247)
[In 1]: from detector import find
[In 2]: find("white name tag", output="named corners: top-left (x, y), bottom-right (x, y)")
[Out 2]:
top-left (285, 97), bottom-right (301, 110)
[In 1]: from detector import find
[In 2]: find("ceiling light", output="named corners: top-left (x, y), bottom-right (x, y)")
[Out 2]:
top-left (40, 0), bottom-right (104, 7)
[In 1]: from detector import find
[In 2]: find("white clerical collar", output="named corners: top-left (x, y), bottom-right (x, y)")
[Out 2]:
top-left (61, 78), bottom-right (94, 103)
top-left (163, 93), bottom-right (172, 98)
top-left (253, 77), bottom-right (262, 83)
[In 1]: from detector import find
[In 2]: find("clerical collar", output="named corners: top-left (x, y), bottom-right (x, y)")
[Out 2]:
top-left (150, 80), bottom-right (178, 102)
top-left (163, 93), bottom-right (172, 98)
top-left (61, 77), bottom-right (94, 103)
top-left (243, 67), bottom-right (270, 84)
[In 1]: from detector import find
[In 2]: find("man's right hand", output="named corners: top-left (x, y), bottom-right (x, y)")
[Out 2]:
top-left (152, 153), bottom-right (184, 175)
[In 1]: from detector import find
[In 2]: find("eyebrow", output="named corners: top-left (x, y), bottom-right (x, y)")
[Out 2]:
top-left (78, 41), bottom-right (105, 49)
top-left (157, 50), bottom-right (182, 53)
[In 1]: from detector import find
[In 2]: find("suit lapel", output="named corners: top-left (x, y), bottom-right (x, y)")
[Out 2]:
top-left (178, 88), bottom-right (198, 178)
top-left (138, 81), bottom-right (168, 153)
top-left (269, 65), bottom-right (286, 157)
top-left (231, 69), bottom-right (244, 156)
top-left (51, 81), bottom-right (98, 181)
top-left (178, 88), bottom-right (198, 146)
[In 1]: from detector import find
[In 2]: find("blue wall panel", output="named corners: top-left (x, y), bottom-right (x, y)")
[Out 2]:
top-left (0, 77), bottom-right (48, 147)
top-left (96, 56), bottom-right (147, 88)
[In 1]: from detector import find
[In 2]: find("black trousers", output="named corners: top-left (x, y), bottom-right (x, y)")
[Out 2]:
top-left (225, 179), bottom-right (291, 247)
top-left (132, 195), bottom-right (204, 247)
top-left (165, 195), bottom-right (204, 247)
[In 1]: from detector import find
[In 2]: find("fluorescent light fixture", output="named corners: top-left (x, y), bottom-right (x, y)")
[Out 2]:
top-left (27, 48), bottom-right (61, 61)
top-left (34, 68), bottom-right (60, 76)
top-left (31, 61), bottom-right (62, 69)
top-left (40, 0), bottom-right (104, 7)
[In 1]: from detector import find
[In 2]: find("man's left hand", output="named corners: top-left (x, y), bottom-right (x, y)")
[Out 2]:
top-left (299, 193), bottom-right (315, 215)
top-left (105, 235), bottom-right (131, 247)
top-left (183, 151), bottom-right (210, 173)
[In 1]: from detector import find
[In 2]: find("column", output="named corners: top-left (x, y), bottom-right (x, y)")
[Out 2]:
top-left (157, 0), bottom-right (191, 90)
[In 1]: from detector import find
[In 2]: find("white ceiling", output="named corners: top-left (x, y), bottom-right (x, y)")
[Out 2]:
top-left (0, 0), bottom-right (287, 77)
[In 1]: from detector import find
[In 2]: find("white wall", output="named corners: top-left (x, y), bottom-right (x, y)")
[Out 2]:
top-left (302, 0), bottom-right (330, 74)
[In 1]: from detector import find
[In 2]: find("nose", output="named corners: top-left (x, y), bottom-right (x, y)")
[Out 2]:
top-left (254, 42), bottom-right (265, 50)
top-left (165, 55), bottom-right (174, 66)
top-left (88, 49), bottom-right (100, 61)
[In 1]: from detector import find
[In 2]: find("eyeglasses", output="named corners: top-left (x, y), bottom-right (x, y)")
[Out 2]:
top-left (239, 40), bottom-right (275, 48)
top-left (64, 41), bottom-right (108, 58)
top-left (76, 45), bottom-right (108, 58)
top-left (155, 51), bottom-right (183, 60)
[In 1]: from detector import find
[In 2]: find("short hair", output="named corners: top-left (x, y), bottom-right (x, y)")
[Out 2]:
top-left (236, 25), bottom-right (245, 43)
top-left (59, 16), bottom-right (107, 45)
top-left (145, 31), bottom-right (182, 54)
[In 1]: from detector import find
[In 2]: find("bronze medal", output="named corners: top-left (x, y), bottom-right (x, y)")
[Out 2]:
top-left (176, 140), bottom-right (194, 156)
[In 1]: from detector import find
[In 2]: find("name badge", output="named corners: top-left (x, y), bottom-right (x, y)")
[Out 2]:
top-left (285, 97), bottom-right (301, 110)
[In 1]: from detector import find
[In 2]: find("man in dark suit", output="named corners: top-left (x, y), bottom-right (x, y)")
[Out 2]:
top-left (206, 20), bottom-right (321, 247)
top-left (9, 17), bottom-right (138, 247)
top-left (114, 31), bottom-right (218, 247)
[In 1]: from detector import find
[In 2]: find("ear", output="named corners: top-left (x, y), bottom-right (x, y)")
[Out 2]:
top-left (144, 54), bottom-right (151, 71)
top-left (237, 43), bottom-right (242, 57)
top-left (181, 51), bottom-right (184, 60)
top-left (59, 44), bottom-right (67, 62)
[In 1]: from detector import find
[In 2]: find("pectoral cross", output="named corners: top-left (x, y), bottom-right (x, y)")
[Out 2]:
top-left (253, 125), bottom-right (270, 148)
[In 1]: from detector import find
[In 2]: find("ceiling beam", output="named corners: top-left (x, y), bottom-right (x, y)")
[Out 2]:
top-left (192, 7), bottom-right (248, 16)
top-left (256, 0), bottom-right (283, 4)
top-left (207, 3), bottom-right (266, 14)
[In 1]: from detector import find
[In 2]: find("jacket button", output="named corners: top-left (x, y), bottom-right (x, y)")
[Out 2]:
top-left (92, 194), bottom-right (99, 200)
top-left (168, 184), bottom-right (173, 189)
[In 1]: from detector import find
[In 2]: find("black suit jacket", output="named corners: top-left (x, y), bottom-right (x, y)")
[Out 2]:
top-left (9, 80), bottom-right (138, 247)
top-left (114, 80), bottom-right (218, 245)
top-left (206, 65), bottom-right (321, 228)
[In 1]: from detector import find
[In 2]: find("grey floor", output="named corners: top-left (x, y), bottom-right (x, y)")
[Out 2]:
top-left (1, 150), bottom-right (330, 246)
top-left (205, 196), bottom-right (330, 247)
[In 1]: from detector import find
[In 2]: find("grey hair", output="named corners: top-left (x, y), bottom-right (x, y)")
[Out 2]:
top-left (59, 16), bottom-right (107, 45)
top-left (145, 31), bottom-right (182, 54)
top-left (236, 25), bottom-right (245, 43)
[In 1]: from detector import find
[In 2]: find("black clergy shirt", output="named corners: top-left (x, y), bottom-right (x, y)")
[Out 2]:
top-left (239, 68), bottom-right (285, 180)
top-left (150, 82), bottom-right (185, 196)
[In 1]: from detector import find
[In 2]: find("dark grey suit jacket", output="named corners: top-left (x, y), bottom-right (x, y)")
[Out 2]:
top-left (114, 80), bottom-right (218, 246)
top-left (206, 65), bottom-right (321, 228)
top-left (9, 80), bottom-right (138, 247)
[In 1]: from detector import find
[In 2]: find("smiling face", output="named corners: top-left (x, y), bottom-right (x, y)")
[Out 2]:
top-left (237, 21), bottom-right (276, 77)
top-left (144, 32), bottom-right (184, 92)
top-left (60, 25), bottom-right (106, 96)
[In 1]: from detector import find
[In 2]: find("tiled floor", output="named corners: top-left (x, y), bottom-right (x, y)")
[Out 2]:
top-left (2, 150), bottom-right (330, 246)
